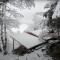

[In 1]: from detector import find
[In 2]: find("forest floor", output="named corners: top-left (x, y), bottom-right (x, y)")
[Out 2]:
top-left (0, 46), bottom-right (52, 60)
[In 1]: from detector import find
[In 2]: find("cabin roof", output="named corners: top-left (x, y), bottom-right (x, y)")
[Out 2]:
top-left (8, 31), bottom-right (44, 49)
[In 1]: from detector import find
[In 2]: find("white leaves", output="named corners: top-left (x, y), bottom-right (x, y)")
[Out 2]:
top-left (3, 18), bottom-right (20, 28)
top-left (9, 0), bottom-right (35, 9)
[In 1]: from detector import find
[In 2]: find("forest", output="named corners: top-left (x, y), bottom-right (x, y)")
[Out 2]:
top-left (0, 0), bottom-right (60, 60)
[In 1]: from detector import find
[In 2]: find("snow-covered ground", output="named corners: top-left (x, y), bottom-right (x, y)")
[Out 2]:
top-left (0, 46), bottom-right (53, 60)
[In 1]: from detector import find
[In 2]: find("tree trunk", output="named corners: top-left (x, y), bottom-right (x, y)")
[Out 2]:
top-left (4, 24), bottom-right (8, 55)
top-left (1, 20), bottom-right (7, 54)
top-left (1, 20), bottom-right (4, 52)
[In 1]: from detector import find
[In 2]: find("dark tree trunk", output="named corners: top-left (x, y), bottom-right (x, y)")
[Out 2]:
top-left (1, 20), bottom-right (5, 52)
top-left (4, 24), bottom-right (8, 55)
top-left (0, 20), bottom-right (7, 54)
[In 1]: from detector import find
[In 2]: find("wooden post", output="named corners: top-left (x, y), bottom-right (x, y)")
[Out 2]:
top-left (13, 38), bottom-right (14, 51)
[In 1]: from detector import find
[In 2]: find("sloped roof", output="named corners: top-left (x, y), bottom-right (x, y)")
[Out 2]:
top-left (8, 31), bottom-right (42, 49)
